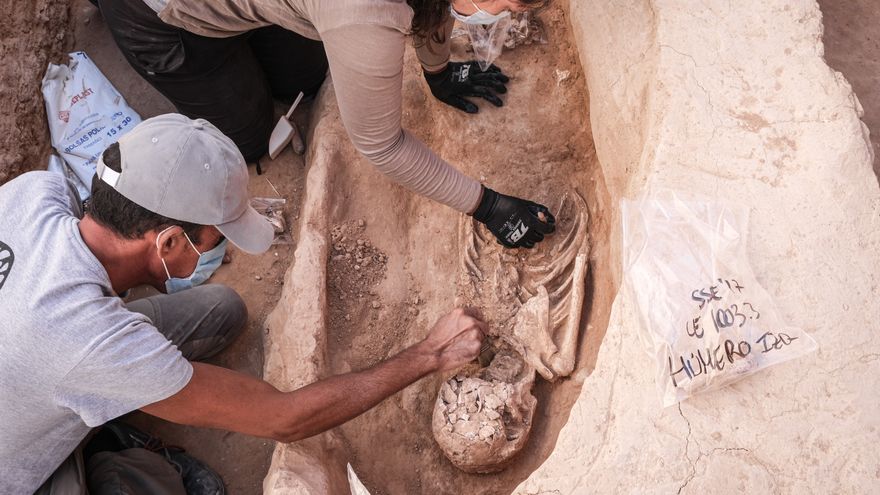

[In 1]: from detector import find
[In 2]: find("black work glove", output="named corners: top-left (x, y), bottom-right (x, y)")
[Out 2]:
top-left (424, 61), bottom-right (509, 114)
top-left (472, 187), bottom-right (556, 249)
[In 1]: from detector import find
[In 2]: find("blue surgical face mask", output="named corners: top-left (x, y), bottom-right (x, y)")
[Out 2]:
top-left (450, 0), bottom-right (511, 25)
top-left (156, 226), bottom-right (228, 294)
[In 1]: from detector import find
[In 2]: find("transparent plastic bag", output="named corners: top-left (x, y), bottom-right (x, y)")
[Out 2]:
top-left (451, 12), bottom-right (547, 58)
top-left (455, 15), bottom-right (513, 71)
top-left (621, 190), bottom-right (817, 406)
top-left (251, 197), bottom-right (292, 245)
top-left (504, 11), bottom-right (547, 49)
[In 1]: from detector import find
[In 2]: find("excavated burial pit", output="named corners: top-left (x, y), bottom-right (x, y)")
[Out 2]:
top-left (264, 4), bottom-right (616, 494)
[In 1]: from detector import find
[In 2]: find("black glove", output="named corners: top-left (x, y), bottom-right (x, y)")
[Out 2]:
top-left (472, 187), bottom-right (556, 249)
top-left (424, 61), bottom-right (509, 114)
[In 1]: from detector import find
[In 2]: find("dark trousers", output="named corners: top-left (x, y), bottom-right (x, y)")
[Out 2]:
top-left (96, 0), bottom-right (328, 162)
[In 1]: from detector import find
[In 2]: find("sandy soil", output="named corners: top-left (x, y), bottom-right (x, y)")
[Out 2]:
top-left (0, 0), bottom-right (68, 182)
top-left (819, 0), bottom-right (880, 181)
top-left (316, 5), bottom-right (616, 494)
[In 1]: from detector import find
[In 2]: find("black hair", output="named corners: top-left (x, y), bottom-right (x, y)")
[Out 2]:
top-left (87, 142), bottom-right (204, 243)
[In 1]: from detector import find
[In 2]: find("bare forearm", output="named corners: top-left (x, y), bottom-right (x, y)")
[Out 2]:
top-left (143, 342), bottom-right (441, 443)
top-left (277, 341), bottom-right (440, 442)
top-left (143, 309), bottom-right (483, 444)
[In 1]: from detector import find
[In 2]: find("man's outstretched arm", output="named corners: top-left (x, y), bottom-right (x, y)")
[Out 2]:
top-left (141, 308), bottom-right (486, 443)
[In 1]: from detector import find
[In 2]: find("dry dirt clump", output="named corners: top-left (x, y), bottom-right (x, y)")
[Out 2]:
top-left (432, 348), bottom-right (537, 473)
top-left (1, 0), bottom-right (69, 182)
top-left (327, 220), bottom-right (400, 365)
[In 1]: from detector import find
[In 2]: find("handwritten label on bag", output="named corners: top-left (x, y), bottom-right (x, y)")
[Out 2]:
top-left (667, 278), bottom-right (799, 388)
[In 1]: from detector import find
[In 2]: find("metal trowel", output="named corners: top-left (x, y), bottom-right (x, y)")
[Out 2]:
top-left (268, 91), bottom-right (305, 159)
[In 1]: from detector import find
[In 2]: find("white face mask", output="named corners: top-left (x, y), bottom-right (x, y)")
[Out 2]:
top-left (450, 1), bottom-right (511, 25)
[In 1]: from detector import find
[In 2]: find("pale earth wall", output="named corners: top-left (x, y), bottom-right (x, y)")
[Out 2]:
top-left (514, 0), bottom-right (880, 493)
top-left (263, 0), bottom-right (880, 493)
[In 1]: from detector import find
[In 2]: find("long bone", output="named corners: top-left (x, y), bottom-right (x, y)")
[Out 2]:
top-left (533, 211), bottom-right (587, 286)
top-left (545, 250), bottom-right (588, 378)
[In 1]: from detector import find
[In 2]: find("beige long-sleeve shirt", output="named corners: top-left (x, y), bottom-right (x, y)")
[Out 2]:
top-left (145, 0), bottom-right (481, 213)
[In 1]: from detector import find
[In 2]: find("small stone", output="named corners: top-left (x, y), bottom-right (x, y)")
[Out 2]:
top-left (412, 295), bottom-right (420, 305)
top-left (554, 68), bottom-right (571, 86)
top-left (274, 252), bottom-right (279, 257)
top-left (354, 265), bottom-right (361, 270)
top-left (441, 383), bottom-right (458, 404)
top-left (483, 393), bottom-right (504, 410)
top-left (255, 275), bottom-right (262, 281)
top-left (357, 239), bottom-right (365, 246)
top-left (357, 219), bottom-right (365, 227)
top-left (478, 426), bottom-right (495, 440)
top-left (371, 301), bottom-right (381, 309)
top-left (345, 314), bottom-right (351, 321)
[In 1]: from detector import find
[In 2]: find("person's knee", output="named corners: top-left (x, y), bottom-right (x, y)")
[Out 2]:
top-left (180, 284), bottom-right (248, 360)
top-left (206, 284), bottom-right (248, 341)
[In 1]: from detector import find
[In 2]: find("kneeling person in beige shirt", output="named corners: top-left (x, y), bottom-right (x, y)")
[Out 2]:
top-left (94, 0), bottom-right (556, 249)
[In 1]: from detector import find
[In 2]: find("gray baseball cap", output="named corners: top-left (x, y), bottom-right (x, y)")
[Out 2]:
top-left (96, 113), bottom-right (274, 254)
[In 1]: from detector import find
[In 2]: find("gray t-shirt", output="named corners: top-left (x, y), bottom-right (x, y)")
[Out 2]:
top-left (0, 172), bottom-right (193, 493)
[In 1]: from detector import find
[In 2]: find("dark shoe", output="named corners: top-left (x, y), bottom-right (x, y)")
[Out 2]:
top-left (166, 449), bottom-right (226, 495)
top-left (86, 421), bottom-right (226, 495)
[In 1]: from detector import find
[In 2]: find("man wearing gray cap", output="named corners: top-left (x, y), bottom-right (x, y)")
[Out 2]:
top-left (0, 114), bottom-right (485, 494)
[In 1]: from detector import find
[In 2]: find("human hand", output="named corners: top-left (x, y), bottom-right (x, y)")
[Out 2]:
top-left (424, 61), bottom-right (509, 114)
top-left (421, 308), bottom-right (487, 372)
top-left (472, 186), bottom-right (556, 248)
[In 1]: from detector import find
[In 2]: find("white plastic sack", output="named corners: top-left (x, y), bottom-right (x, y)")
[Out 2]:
top-left (621, 190), bottom-right (817, 407)
top-left (42, 52), bottom-right (141, 200)
top-left (47, 153), bottom-right (90, 201)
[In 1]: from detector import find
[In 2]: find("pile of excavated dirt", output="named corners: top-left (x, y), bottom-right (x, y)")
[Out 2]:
top-left (327, 220), bottom-right (412, 368)
top-left (1, 0), bottom-right (69, 182)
